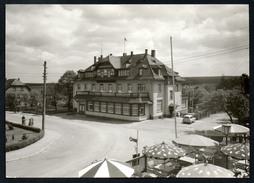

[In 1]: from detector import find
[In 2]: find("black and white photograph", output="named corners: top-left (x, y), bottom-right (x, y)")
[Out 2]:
top-left (5, 4), bottom-right (250, 178)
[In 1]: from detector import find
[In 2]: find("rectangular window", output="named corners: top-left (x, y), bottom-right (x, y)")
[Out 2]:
top-left (77, 84), bottom-right (81, 90)
top-left (97, 70), bottom-right (100, 76)
top-left (176, 84), bottom-right (179, 92)
top-left (139, 69), bottom-right (143, 75)
top-left (84, 84), bottom-right (87, 90)
top-left (108, 84), bottom-right (112, 92)
top-left (141, 84), bottom-right (145, 92)
top-left (101, 70), bottom-right (104, 77)
top-left (170, 90), bottom-right (173, 100)
top-left (132, 104), bottom-right (138, 116)
top-left (157, 100), bottom-right (162, 112)
top-left (101, 102), bottom-right (107, 113)
top-left (158, 84), bottom-right (161, 93)
top-left (115, 103), bottom-right (122, 114)
top-left (20, 88), bottom-right (24, 91)
top-left (88, 101), bottom-right (94, 111)
top-left (140, 104), bottom-right (145, 116)
top-left (117, 84), bottom-right (122, 93)
top-left (104, 69), bottom-right (107, 77)
top-left (126, 70), bottom-right (130, 76)
top-left (111, 69), bottom-right (115, 75)
top-left (107, 69), bottom-right (111, 77)
top-left (123, 104), bottom-right (130, 115)
top-left (100, 84), bottom-right (104, 92)
top-left (13, 87), bottom-right (16, 92)
top-left (94, 101), bottom-right (100, 112)
top-left (92, 84), bottom-right (95, 91)
top-left (128, 84), bottom-right (132, 93)
top-left (108, 102), bottom-right (114, 114)
top-left (138, 84), bottom-right (145, 92)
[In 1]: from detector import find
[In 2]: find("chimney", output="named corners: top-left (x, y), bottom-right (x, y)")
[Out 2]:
top-left (110, 53), bottom-right (112, 56)
top-left (94, 56), bottom-right (97, 64)
top-left (131, 51), bottom-right (133, 56)
top-left (18, 78), bottom-right (20, 81)
top-left (123, 53), bottom-right (127, 56)
top-left (151, 50), bottom-right (156, 57)
top-left (145, 49), bottom-right (148, 55)
top-left (100, 55), bottom-right (103, 61)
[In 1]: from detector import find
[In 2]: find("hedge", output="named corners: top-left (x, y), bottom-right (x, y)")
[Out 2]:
top-left (6, 121), bottom-right (41, 133)
top-left (6, 130), bottom-right (44, 152)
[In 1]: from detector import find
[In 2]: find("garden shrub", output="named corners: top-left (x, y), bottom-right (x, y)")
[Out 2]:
top-left (6, 131), bottom-right (45, 152)
top-left (22, 133), bottom-right (28, 140)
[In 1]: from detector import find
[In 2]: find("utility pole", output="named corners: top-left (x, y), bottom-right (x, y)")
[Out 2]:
top-left (42, 61), bottom-right (47, 132)
top-left (170, 36), bottom-right (177, 138)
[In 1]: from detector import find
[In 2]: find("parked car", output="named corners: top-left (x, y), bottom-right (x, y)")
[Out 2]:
top-left (182, 114), bottom-right (196, 124)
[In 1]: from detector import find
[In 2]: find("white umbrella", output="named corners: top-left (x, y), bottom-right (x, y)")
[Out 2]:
top-left (79, 158), bottom-right (134, 178)
top-left (172, 134), bottom-right (219, 148)
top-left (176, 163), bottom-right (235, 178)
top-left (213, 124), bottom-right (249, 134)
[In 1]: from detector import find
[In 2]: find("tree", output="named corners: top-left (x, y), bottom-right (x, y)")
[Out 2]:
top-left (226, 89), bottom-right (249, 125)
top-left (47, 83), bottom-right (63, 111)
top-left (207, 89), bottom-right (249, 125)
top-left (58, 70), bottom-right (77, 111)
top-left (6, 93), bottom-right (17, 111)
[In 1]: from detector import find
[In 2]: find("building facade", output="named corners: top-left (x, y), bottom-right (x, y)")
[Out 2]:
top-left (73, 49), bottom-right (188, 121)
top-left (5, 78), bottom-right (31, 110)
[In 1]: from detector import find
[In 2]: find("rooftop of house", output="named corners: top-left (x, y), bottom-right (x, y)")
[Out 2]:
top-left (5, 78), bottom-right (31, 91)
top-left (77, 49), bottom-right (185, 82)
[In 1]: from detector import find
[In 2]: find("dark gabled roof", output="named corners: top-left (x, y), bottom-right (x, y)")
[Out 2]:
top-left (80, 51), bottom-right (183, 81)
top-left (6, 79), bottom-right (31, 91)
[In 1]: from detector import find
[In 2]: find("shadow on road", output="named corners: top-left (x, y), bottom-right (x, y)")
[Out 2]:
top-left (47, 113), bottom-right (138, 125)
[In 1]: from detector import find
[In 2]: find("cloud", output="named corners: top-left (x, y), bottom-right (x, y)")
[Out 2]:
top-left (6, 4), bottom-right (249, 83)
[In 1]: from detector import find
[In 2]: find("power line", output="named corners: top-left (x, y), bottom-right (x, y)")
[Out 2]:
top-left (163, 45), bottom-right (248, 65)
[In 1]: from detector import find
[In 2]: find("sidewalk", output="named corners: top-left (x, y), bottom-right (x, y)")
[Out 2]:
top-left (6, 129), bottom-right (62, 162)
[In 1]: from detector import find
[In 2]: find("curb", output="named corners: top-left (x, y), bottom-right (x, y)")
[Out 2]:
top-left (6, 131), bottom-right (61, 162)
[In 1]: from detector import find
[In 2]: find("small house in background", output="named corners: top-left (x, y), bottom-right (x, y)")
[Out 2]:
top-left (73, 49), bottom-right (188, 121)
top-left (5, 78), bottom-right (31, 110)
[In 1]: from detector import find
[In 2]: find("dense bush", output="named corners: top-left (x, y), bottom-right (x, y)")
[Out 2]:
top-left (6, 131), bottom-right (44, 152)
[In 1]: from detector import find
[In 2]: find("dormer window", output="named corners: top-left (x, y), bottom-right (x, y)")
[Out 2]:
top-left (158, 69), bottom-right (161, 76)
top-left (139, 69), bottom-right (143, 76)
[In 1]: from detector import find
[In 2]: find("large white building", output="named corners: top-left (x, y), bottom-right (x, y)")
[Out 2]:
top-left (73, 49), bottom-right (188, 121)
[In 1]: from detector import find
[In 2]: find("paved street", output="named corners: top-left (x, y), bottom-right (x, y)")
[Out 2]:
top-left (6, 111), bottom-right (229, 177)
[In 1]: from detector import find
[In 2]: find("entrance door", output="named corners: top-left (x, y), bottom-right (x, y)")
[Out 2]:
top-left (79, 102), bottom-right (86, 115)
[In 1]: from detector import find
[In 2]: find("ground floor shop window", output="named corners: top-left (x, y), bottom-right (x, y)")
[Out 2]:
top-left (85, 100), bottom-right (146, 117)
top-left (132, 104), bottom-right (138, 116)
top-left (108, 102), bottom-right (114, 113)
top-left (88, 101), bottom-right (94, 111)
top-left (101, 102), bottom-right (107, 113)
top-left (115, 103), bottom-right (122, 114)
top-left (94, 101), bottom-right (100, 112)
top-left (123, 104), bottom-right (130, 115)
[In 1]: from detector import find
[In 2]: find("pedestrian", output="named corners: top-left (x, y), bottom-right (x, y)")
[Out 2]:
top-left (22, 116), bottom-right (26, 125)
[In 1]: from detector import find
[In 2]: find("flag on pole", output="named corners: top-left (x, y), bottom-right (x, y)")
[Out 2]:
top-left (124, 37), bottom-right (127, 41)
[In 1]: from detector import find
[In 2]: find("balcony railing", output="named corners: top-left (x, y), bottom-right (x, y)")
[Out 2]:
top-left (76, 91), bottom-right (149, 98)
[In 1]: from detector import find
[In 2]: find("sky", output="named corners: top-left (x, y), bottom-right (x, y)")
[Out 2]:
top-left (6, 4), bottom-right (249, 83)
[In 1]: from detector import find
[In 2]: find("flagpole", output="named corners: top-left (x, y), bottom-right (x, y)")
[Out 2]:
top-left (170, 36), bottom-right (177, 139)
top-left (124, 37), bottom-right (126, 53)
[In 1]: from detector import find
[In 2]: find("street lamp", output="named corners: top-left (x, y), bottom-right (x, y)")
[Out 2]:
top-left (222, 124), bottom-right (231, 145)
top-left (222, 124), bottom-right (231, 169)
